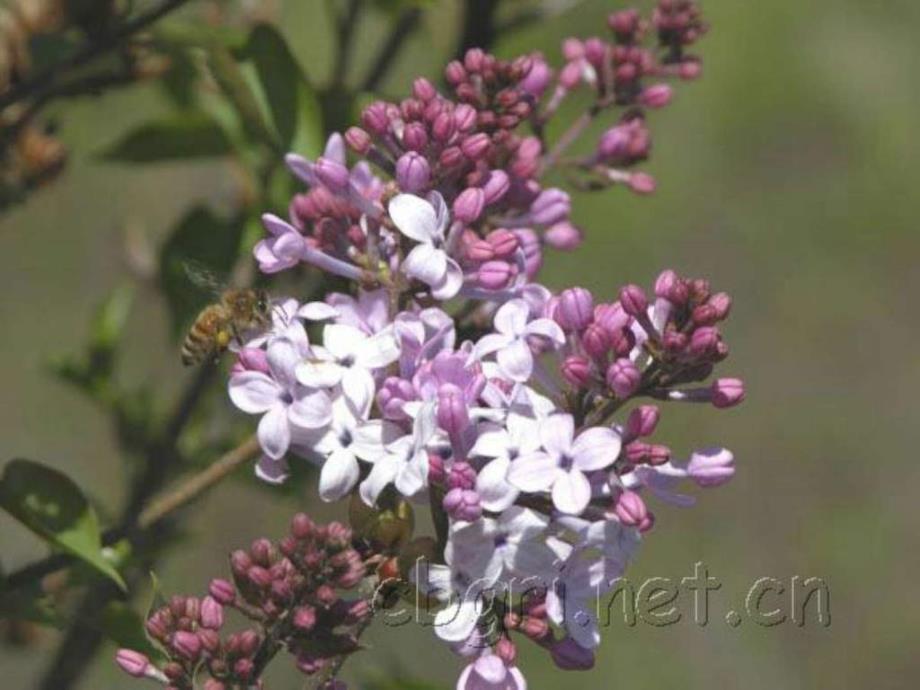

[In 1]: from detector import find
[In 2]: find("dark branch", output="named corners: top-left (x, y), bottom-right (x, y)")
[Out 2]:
top-left (360, 7), bottom-right (423, 92)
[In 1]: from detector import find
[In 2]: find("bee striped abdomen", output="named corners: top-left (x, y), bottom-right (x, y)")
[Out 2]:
top-left (181, 305), bottom-right (230, 366)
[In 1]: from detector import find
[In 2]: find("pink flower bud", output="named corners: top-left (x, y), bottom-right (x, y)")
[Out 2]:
top-left (654, 269), bottom-right (688, 304)
top-left (443, 488), bottom-right (482, 521)
top-left (247, 566), bottom-right (272, 588)
top-left (606, 358), bottom-right (641, 398)
top-left (485, 228), bottom-right (518, 258)
top-left (293, 605), bottom-right (317, 631)
top-left (625, 405), bottom-right (660, 439)
top-left (234, 658), bottom-right (254, 680)
top-left (478, 261), bottom-right (514, 290)
top-left (550, 637), bottom-right (595, 670)
top-left (613, 490), bottom-right (647, 527)
top-left (530, 188), bottom-right (570, 225)
top-left (583, 38), bottom-right (606, 65)
top-left (496, 636), bottom-right (517, 664)
top-left (453, 187), bottom-right (486, 223)
top-left (115, 649), bottom-right (150, 678)
top-left (208, 578), bottom-right (236, 606)
top-left (711, 378), bottom-right (744, 408)
top-left (234, 347), bottom-right (269, 375)
top-left (513, 228), bottom-right (543, 278)
top-left (561, 356), bottom-right (591, 388)
top-left (688, 326), bottom-right (720, 358)
top-left (559, 60), bottom-right (583, 89)
top-left (556, 286), bottom-right (594, 332)
top-left (598, 125), bottom-right (631, 159)
top-left (639, 84), bottom-right (673, 108)
top-left (198, 628), bottom-right (220, 654)
top-left (482, 169), bottom-right (510, 205)
top-left (544, 221), bottom-right (583, 250)
top-left (618, 284), bottom-right (648, 318)
top-left (401, 122), bottom-right (428, 153)
top-left (521, 56), bottom-right (552, 98)
top-left (395, 152), bottom-right (430, 193)
top-left (172, 631), bottom-right (202, 661)
top-left (238, 629), bottom-right (260, 656)
top-left (437, 384), bottom-right (470, 441)
top-left (453, 104), bottom-right (477, 132)
top-left (250, 537), bottom-right (273, 566)
top-left (291, 512), bottom-right (314, 539)
top-left (344, 126), bottom-right (371, 154)
top-left (361, 101), bottom-right (390, 134)
top-left (204, 679), bottom-right (227, 690)
top-left (628, 171), bottom-right (657, 194)
top-left (562, 38), bottom-right (585, 61)
top-left (445, 60), bottom-right (467, 85)
top-left (200, 596), bottom-right (224, 629)
top-left (314, 157), bottom-right (349, 192)
top-left (679, 60), bottom-right (703, 80)
top-left (460, 133), bottom-right (491, 161)
top-left (582, 324), bottom-right (611, 360)
top-left (413, 77), bottom-right (437, 101)
top-left (608, 9), bottom-right (640, 35)
top-left (687, 447), bottom-right (735, 487)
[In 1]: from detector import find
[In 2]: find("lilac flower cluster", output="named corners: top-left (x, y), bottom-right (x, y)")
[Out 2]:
top-left (118, 4), bottom-right (741, 688)
top-left (116, 516), bottom-right (370, 689)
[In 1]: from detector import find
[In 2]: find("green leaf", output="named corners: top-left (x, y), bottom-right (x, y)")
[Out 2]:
top-left (159, 206), bottom-right (245, 337)
top-left (91, 284), bottom-right (134, 353)
top-left (242, 24), bottom-right (323, 156)
top-left (99, 115), bottom-right (232, 162)
top-left (0, 459), bottom-right (126, 590)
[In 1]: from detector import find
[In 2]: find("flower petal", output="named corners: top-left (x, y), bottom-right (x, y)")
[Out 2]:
top-left (288, 389), bottom-right (332, 429)
top-left (540, 414), bottom-right (574, 458)
top-left (402, 243), bottom-right (447, 287)
top-left (507, 452), bottom-right (558, 492)
top-left (471, 333), bottom-right (512, 363)
top-left (494, 299), bottom-right (530, 336)
top-left (266, 337), bottom-right (302, 390)
top-left (571, 426), bottom-right (621, 471)
top-left (255, 454), bottom-right (290, 485)
top-left (525, 317), bottom-right (565, 346)
top-left (359, 455), bottom-right (399, 506)
top-left (476, 457), bottom-right (519, 512)
top-left (434, 598), bottom-right (481, 642)
top-left (552, 469), bottom-right (591, 514)
top-left (430, 258), bottom-right (464, 301)
top-left (323, 323), bottom-right (364, 358)
top-left (318, 447), bottom-right (360, 501)
top-left (229, 372), bottom-right (281, 414)
top-left (497, 338), bottom-right (534, 382)
top-left (295, 360), bottom-right (343, 389)
top-left (342, 366), bottom-right (375, 418)
top-left (389, 193), bottom-right (438, 243)
top-left (356, 328), bottom-right (401, 369)
top-left (469, 427), bottom-right (511, 459)
top-left (258, 405), bottom-right (291, 460)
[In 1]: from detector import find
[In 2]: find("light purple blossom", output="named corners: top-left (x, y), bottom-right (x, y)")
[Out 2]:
top-left (471, 299), bottom-right (564, 382)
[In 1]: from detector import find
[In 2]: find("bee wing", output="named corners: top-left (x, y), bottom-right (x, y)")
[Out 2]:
top-left (182, 260), bottom-right (228, 297)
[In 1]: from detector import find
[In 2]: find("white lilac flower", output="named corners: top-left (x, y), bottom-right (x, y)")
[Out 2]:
top-left (507, 414), bottom-right (621, 515)
top-left (457, 652), bottom-right (527, 690)
top-left (295, 323), bottom-right (400, 416)
top-left (388, 192), bottom-right (463, 300)
top-left (449, 507), bottom-right (558, 583)
top-left (359, 402), bottom-right (438, 505)
top-left (229, 337), bottom-right (332, 462)
top-left (471, 298), bottom-right (564, 382)
top-left (326, 288), bottom-right (391, 335)
top-left (469, 413), bottom-right (544, 512)
top-left (310, 397), bottom-right (391, 502)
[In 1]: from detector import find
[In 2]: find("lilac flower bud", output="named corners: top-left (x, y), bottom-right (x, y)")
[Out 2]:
top-left (482, 169), bottom-right (510, 205)
top-left (344, 126), bottom-right (371, 154)
top-left (116, 649), bottom-right (150, 678)
top-left (238, 629), bottom-right (260, 656)
top-left (706, 292), bottom-right (732, 321)
top-left (198, 628), bottom-right (220, 654)
top-left (437, 384), bottom-right (470, 440)
top-left (598, 125), bottom-right (631, 159)
top-left (463, 233), bottom-right (494, 261)
top-left (445, 60), bottom-right (467, 85)
top-left (453, 104), bottom-right (477, 132)
top-left (513, 228), bottom-right (543, 278)
top-left (625, 405), bottom-right (660, 439)
top-left (544, 221), bottom-right (582, 250)
top-left (550, 637), bottom-right (595, 670)
top-left (520, 55), bottom-right (552, 98)
top-left (234, 658), bottom-right (255, 680)
top-left (234, 347), bottom-right (269, 375)
top-left (559, 60), bottom-right (583, 89)
top-left (530, 188), bottom-right (570, 225)
top-left (584, 38), bottom-right (605, 64)
top-left (172, 631), bottom-right (202, 661)
top-left (291, 512), bottom-right (314, 539)
top-left (496, 637), bottom-right (517, 665)
top-left (247, 566), bottom-right (272, 588)
top-left (628, 172), bottom-right (657, 195)
top-left (250, 538), bottom-right (273, 566)
top-left (654, 269), bottom-right (688, 303)
top-left (711, 378), bottom-right (744, 408)
top-left (485, 228), bottom-right (518, 258)
top-left (395, 152), bottom-right (431, 193)
top-left (432, 112), bottom-right (456, 142)
top-left (557, 287), bottom-right (594, 332)
top-left (606, 358), bottom-right (641, 398)
top-left (293, 605), bottom-right (317, 632)
top-left (561, 356), bottom-right (591, 388)
top-left (314, 157), bottom-right (349, 192)
top-left (443, 488), bottom-right (482, 522)
top-left (453, 187), bottom-right (486, 223)
top-left (184, 597), bottom-right (201, 621)
top-left (688, 326), bottom-right (720, 358)
top-left (362, 101), bottom-right (390, 134)
top-left (460, 133), bottom-right (491, 160)
top-left (204, 680), bottom-right (227, 690)
top-left (639, 84), bottom-right (673, 108)
top-left (581, 324), bottom-right (611, 360)
top-left (440, 145), bottom-right (464, 168)
top-left (618, 284), bottom-right (648, 318)
top-left (402, 122), bottom-right (428, 152)
top-left (687, 447), bottom-right (735, 487)
top-left (207, 579), bottom-right (235, 606)
top-left (413, 77), bottom-right (437, 101)
top-left (608, 9), bottom-right (640, 35)
top-left (199, 596), bottom-right (224, 629)
top-left (448, 461), bottom-right (477, 491)
top-left (478, 261), bottom-right (514, 290)
top-left (377, 376), bottom-right (415, 420)
top-left (613, 490), bottom-right (647, 527)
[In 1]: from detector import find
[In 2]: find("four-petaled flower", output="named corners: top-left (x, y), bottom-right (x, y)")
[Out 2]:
top-left (471, 299), bottom-right (564, 382)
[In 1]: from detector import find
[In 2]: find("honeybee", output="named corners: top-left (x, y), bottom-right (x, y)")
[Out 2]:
top-left (180, 265), bottom-right (272, 366)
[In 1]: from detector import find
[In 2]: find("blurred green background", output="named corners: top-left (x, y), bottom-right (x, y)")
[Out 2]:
top-left (2, 0), bottom-right (918, 688)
